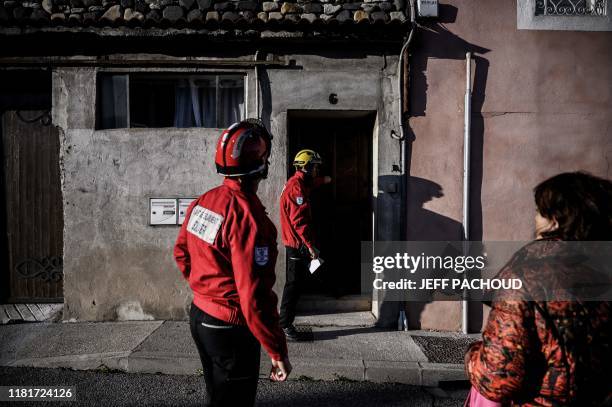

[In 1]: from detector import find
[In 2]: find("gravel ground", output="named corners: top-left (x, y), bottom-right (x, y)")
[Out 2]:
top-left (412, 336), bottom-right (479, 364)
top-left (0, 367), bottom-right (467, 406)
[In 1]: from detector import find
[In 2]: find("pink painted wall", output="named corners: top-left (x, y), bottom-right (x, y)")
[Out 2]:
top-left (406, 0), bottom-right (612, 331)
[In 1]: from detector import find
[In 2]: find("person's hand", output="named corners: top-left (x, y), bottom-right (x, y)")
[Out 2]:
top-left (309, 247), bottom-right (320, 259)
top-left (270, 357), bottom-right (292, 382)
top-left (323, 176), bottom-right (332, 184)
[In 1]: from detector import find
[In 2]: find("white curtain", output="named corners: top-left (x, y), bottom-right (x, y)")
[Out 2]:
top-left (173, 77), bottom-right (243, 128)
top-left (219, 83), bottom-right (244, 126)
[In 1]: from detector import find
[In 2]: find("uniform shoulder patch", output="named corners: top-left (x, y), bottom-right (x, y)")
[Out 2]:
top-left (186, 205), bottom-right (224, 244)
top-left (254, 246), bottom-right (269, 266)
top-left (296, 196), bottom-right (304, 205)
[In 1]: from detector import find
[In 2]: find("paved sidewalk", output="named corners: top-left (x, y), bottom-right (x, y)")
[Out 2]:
top-left (0, 313), bottom-right (478, 387)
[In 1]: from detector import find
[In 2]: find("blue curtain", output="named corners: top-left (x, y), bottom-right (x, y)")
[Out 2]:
top-left (99, 74), bottom-right (128, 129)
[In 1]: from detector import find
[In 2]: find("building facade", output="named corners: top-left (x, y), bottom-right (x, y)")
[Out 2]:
top-left (1, 0), bottom-right (610, 331)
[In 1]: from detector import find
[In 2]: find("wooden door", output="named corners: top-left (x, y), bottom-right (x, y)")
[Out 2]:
top-left (2, 111), bottom-right (63, 302)
top-left (289, 114), bottom-right (374, 295)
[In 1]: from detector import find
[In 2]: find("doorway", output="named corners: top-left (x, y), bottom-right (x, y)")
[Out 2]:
top-left (288, 111), bottom-right (374, 309)
top-left (1, 70), bottom-right (63, 303)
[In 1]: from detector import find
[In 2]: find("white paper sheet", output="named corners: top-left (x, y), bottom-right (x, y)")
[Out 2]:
top-left (309, 258), bottom-right (324, 274)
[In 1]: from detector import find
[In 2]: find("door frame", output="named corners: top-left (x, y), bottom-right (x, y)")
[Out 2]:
top-left (286, 109), bottom-right (377, 310)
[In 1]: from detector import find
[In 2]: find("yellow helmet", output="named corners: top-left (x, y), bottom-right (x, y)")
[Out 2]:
top-left (293, 149), bottom-right (322, 169)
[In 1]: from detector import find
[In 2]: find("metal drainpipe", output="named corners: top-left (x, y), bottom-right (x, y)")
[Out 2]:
top-left (397, 0), bottom-right (417, 220)
top-left (398, 0), bottom-right (416, 145)
top-left (395, 0), bottom-right (416, 331)
top-left (254, 50), bottom-right (262, 119)
top-left (462, 52), bottom-right (472, 335)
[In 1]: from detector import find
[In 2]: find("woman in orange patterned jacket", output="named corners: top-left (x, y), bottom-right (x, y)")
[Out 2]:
top-left (465, 172), bottom-right (612, 406)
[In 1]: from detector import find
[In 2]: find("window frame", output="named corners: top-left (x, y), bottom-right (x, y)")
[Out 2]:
top-left (95, 70), bottom-right (248, 130)
top-left (518, 0), bottom-right (612, 31)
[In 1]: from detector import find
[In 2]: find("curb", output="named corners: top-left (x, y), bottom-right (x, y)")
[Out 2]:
top-left (5, 352), bottom-right (130, 372)
top-left (6, 352), bottom-right (466, 386)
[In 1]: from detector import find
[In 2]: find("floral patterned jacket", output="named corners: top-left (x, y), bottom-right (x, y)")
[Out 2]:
top-left (466, 241), bottom-right (612, 406)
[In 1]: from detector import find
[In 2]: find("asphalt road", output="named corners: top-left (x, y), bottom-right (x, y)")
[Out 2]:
top-left (0, 367), bottom-right (467, 406)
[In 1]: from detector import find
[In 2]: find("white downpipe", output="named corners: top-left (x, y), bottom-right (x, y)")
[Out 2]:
top-left (462, 52), bottom-right (472, 334)
top-left (254, 50), bottom-right (261, 119)
top-left (397, 0), bottom-right (416, 144)
top-left (394, 0), bottom-right (416, 331)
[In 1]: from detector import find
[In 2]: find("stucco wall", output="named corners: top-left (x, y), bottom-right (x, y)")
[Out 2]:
top-left (54, 68), bottom-right (226, 320)
top-left (406, 0), bottom-right (612, 330)
top-left (54, 52), bottom-right (402, 321)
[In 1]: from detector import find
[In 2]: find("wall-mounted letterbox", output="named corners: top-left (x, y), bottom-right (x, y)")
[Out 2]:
top-left (178, 198), bottom-right (198, 225)
top-left (149, 198), bottom-right (178, 225)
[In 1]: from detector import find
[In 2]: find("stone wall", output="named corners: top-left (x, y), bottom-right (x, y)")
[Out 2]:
top-left (0, 0), bottom-right (407, 26)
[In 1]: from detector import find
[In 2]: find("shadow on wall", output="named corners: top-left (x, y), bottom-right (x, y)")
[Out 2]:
top-left (404, 177), bottom-right (472, 330)
top-left (406, 176), bottom-right (464, 241)
top-left (380, 176), bottom-right (484, 331)
top-left (255, 54), bottom-right (273, 130)
top-left (400, 4), bottom-right (490, 331)
top-left (406, 3), bottom-right (490, 243)
top-left (375, 175), bottom-right (469, 329)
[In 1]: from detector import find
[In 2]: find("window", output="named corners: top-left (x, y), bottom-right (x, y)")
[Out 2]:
top-left (518, 0), bottom-right (611, 30)
top-left (535, 0), bottom-right (607, 16)
top-left (96, 73), bottom-right (245, 129)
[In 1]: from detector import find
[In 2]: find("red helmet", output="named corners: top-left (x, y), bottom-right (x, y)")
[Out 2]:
top-left (215, 119), bottom-right (272, 177)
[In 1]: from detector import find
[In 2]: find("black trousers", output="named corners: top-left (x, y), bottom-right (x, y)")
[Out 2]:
top-left (189, 303), bottom-right (261, 407)
top-left (279, 246), bottom-right (309, 328)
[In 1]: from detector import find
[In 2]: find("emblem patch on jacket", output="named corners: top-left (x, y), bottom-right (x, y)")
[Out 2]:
top-left (296, 197), bottom-right (304, 205)
top-left (187, 205), bottom-right (224, 244)
top-left (254, 246), bottom-right (269, 266)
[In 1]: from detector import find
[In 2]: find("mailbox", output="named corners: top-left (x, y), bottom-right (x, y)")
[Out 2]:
top-left (149, 198), bottom-right (178, 225)
top-left (178, 198), bottom-right (198, 225)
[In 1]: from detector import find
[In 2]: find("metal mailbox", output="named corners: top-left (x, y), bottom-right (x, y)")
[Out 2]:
top-left (149, 198), bottom-right (178, 225)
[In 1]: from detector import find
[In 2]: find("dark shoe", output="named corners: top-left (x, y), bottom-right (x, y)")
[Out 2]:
top-left (282, 325), bottom-right (302, 342)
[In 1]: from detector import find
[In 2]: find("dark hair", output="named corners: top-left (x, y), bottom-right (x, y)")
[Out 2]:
top-left (534, 172), bottom-right (612, 240)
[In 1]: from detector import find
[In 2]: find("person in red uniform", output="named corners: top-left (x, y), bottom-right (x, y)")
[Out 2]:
top-left (174, 119), bottom-right (291, 407)
top-left (279, 149), bottom-right (331, 341)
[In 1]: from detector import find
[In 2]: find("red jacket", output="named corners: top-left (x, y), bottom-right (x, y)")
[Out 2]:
top-left (280, 171), bottom-right (321, 251)
top-left (174, 178), bottom-right (288, 361)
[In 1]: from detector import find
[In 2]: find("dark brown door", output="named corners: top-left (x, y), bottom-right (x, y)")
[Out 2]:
top-left (289, 113), bottom-right (374, 296)
top-left (2, 111), bottom-right (63, 302)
